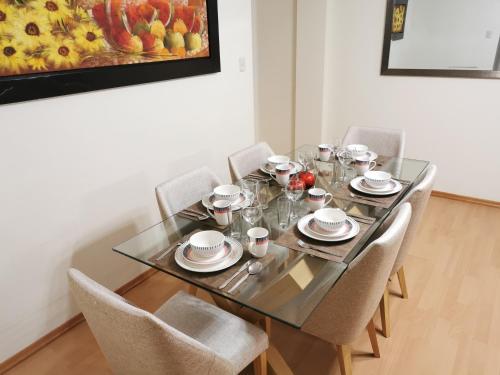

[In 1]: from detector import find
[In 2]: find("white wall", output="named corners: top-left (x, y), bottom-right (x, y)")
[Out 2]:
top-left (253, 0), bottom-right (296, 154)
top-left (322, 0), bottom-right (500, 201)
top-left (389, 0), bottom-right (500, 70)
top-left (294, 0), bottom-right (327, 148)
top-left (0, 0), bottom-right (255, 362)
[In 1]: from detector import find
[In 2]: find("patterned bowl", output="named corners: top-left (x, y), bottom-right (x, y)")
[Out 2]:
top-left (314, 208), bottom-right (347, 232)
top-left (364, 171), bottom-right (392, 189)
top-left (214, 185), bottom-right (241, 202)
top-left (346, 144), bottom-right (369, 157)
top-left (189, 231), bottom-right (225, 259)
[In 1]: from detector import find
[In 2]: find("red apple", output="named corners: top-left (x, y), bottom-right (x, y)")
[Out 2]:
top-left (298, 171), bottom-right (315, 189)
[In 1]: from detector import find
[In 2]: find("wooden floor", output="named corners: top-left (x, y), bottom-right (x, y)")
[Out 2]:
top-left (4, 197), bottom-right (500, 375)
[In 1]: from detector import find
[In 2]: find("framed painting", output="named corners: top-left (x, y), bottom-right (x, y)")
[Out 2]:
top-left (391, 0), bottom-right (408, 41)
top-left (0, 0), bottom-right (220, 104)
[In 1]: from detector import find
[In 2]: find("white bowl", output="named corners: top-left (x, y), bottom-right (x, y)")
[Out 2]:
top-left (346, 144), bottom-right (369, 157)
top-left (214, 185), bottom-right (241, 202)
top-left (267, 155), bottom-right (290, 168)
top-left (189, 231), bottom-right (225, 258)
top-left (364, 171), bottom-right (392, 188)
top-left (314, 208), bottom-right (347, 232)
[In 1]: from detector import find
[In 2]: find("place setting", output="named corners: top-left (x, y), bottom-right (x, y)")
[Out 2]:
top-left (275, 186), bottom-right (375, 262)
top-left (178, 183), bottom-right (252, 225)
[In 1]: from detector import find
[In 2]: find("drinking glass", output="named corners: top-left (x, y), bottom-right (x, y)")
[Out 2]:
top-left (298, 151), bottom-right (307, 170)
top-left (285, 176), bottom-right (305, 220)
top-left (230, 211), bottom-right (242, 239)
top-left (257, 180), bottom-right (270, 209)
top-left (305, 151), bottom-right (315, 171)
top-left (240, 178), bottom-right (258, 204)
top-left (277, 196), bottom-right (292, 229)
top-left (242, 205), bottom-right (263, 228)
top-left (337, 149), bottom-right (354, 184)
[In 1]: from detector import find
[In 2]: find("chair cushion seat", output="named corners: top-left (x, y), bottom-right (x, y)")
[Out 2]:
top-left (154, 291), bottom-right (268, 373)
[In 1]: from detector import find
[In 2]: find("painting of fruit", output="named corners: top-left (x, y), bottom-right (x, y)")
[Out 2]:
top-left (0, 0), bottom-right (210, 77)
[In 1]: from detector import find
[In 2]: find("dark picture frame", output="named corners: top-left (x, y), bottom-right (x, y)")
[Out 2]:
top-left (381, 0), bottom-right (500, 79)
top-left (0, 0), bottom-right (220, 105)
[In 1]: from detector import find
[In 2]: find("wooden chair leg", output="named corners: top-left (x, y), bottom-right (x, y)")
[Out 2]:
top-left (253, 351), bottom-right (267, 375)
top-left (336, 345), bottom-right (352, 375)
top-left (187, 284), bottom-right (197, 296)
top-left (397, 266), bottom-right (409, 299)
top-left (379, 287), bottom-right (391, 338)
top-left (366, 318), bottom-right (381, 358)
top-left (263, 317), bottom-right (271, 338)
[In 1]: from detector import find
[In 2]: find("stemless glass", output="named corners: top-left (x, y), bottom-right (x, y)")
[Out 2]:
top-left (257, 180), bottom-right (270, 209)
top-left (240, 178), bottom-right (258, 205)
top-left (242, 205), bottom-right (263, 228)
top-left (277, 196), bottom-right (292, 229)
top-left (285, 176), bottom-right (305, 220)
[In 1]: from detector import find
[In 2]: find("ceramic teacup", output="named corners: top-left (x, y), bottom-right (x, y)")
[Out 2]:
top-left (307, 188), bottom-right (333, 211)
top-left (214, 184), bottom-right (241, 202)
top-left (273, 163), bottom-right (292, 186)
top-left (354, 155), bottom-right (376, 175)
top-left (318, 144), bottom-right (332, 162)
top-left (247, 227), bottom-right (269, 258)
top-left (346, 144), bottom-right (369, 157)
top-left (207, 200), bottom-right (233, 226)
top-left (364, 171), bottom-right (392, 189)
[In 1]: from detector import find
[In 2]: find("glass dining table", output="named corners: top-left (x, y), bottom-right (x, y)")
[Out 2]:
top-left (113, 144), bottom-right (429, 373)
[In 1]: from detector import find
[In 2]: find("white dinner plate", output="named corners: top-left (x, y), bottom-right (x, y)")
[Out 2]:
top-left (350, 177), bottom-right (402, 196)
top-left (297, 214), bottom-right (360, 242)
top-left (202, 192), bottom-right (251, 211)
top-left (175, 237), bottom-right (243, 272)
top-left (260, 161), bottom-right (303, 176)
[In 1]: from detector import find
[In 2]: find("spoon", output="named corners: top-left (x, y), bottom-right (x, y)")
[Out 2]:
top-left (227, 261), bottom-right (263, 294)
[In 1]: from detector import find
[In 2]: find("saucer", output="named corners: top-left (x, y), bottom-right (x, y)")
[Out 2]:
top-left (260, 161), bottom-right (303, 175)
top-left (297, 214), bottom-right (359, 242)
top-left (175, 237), bottom-right (243, 272)
top-left (307, 218), bottom-right (353, 237)
top-left (350, 176), bottom-right (402, 196)
top-left (183, 241), bottom-right (232, 265)
top-left (338, 150), bottom-right (378, 161)
top-left (202, 192), bottom-right (251, 211)
top-left (360, 178), bottom-right (394, 192)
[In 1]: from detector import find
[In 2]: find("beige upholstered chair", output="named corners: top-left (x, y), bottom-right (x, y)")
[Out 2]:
top-left (155, 166), bottom-right (222, 219)
top-left (379, 164), bottom-right (437, 337)
top-left (228, 142), bottom-right (274, 182)
top-left (342, 126), bottom-right (405, 158)
top-left (301, 203), bottom-right (412, 375)
top-left (68, 268), bottom-right (269, 375)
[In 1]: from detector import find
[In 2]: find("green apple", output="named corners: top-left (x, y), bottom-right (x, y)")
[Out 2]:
top-left (164, 30), bottom-right (185, 49)
top-left (184, 32), bottom-right (202, 51)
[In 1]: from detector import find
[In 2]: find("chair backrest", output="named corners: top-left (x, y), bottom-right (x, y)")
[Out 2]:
top-left (391, 164), bottom-right (437, 275)
top-left (342, 126), bottom-right (405, 158)
top-left (228, 142), bottom-right (274, 182)
top-left (301, 203), bottom-right (412, 345)
top-left (155, 166), bottom-right (222, 219)
top-left (68, 268), bottom-right (233, 375)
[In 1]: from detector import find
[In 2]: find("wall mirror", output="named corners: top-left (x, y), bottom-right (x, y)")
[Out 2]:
top-left (381, 0), bottom-right (500, 79)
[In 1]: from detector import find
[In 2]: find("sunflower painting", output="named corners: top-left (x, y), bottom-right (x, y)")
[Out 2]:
top-left (0, 0), bottom-right (210, 77)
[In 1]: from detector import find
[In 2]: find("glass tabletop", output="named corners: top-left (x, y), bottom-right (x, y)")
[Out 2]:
top-left (113, 145), bottom-right (429, 328)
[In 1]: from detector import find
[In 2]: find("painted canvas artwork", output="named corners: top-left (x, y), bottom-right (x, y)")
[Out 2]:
top-left (0, 0), bottom-right (209, 77)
